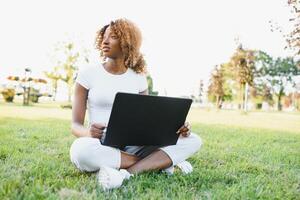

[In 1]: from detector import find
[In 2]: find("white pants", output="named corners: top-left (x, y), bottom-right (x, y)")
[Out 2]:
top-left (70, 133), bottom-right (202, 172)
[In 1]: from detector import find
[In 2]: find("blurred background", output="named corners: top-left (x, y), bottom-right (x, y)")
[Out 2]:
top-left (0, 0), bottom-right (299, 112)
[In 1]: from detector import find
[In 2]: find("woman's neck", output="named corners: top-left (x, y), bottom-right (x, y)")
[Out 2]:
top-left (104, 57), bottom-right (127, 74)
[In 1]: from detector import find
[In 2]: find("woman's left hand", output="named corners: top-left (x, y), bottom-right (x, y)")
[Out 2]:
top-left (176, 122), bottom-right (191, 137)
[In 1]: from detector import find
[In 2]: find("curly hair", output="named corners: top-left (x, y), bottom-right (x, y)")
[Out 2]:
top-left (95, 18), bottom-right (147, 74)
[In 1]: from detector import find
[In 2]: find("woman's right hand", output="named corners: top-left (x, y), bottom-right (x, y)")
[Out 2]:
top-left (89, 123), bottom-right (107, 138)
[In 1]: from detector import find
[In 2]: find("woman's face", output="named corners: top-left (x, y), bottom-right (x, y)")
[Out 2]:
top-left (101, 26), bottom-right (123, 59)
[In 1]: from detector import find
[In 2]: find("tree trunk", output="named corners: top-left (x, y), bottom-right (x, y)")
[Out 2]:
top-left (68, 84), bottom-right (72, 102)
top-left (53, 80), bottom-right (58, 101)
top-left (216, 95), bottom-right (222, 109)
top-left (23, 87), bottom-right (26, 105)
top-left (277, 87), bottom-right (284, 111)
top-left (26, 87), bottom-right (31, 105)
top-left (23, 87), bottom-right (30, 106)
top-left (216, 95), bottom-right (219, 109)
top-left (239, 83), bottom-right (245, 110)
top-left (244, 82), bottom-right (249, 112)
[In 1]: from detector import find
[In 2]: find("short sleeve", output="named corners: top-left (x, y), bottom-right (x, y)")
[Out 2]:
top-left (138, 74), bottom-right (148, 92)
top-left (76, 67), bottom-right (90, 89)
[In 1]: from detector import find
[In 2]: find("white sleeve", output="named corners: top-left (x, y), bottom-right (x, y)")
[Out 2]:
top-left (138, 74), bottom-right (148, 92)
top-left (75, 67), bottom-right (90, 89)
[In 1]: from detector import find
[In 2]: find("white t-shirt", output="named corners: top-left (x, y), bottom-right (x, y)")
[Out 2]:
top-left (75, 63), bottom-right (148, 125)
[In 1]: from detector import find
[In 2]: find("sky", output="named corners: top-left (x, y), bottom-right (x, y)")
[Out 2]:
top-left (0, 0), bottom-right (295, 99)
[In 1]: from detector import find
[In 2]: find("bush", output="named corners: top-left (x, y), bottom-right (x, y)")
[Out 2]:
top-left (29, 88), bottom-right (42, 103)
top-left (256, 103), bottom-right (262, 109)
top-left (60, 103), bottom-right (72, 109)
top-left (1, 88), bottom-right (15, 102)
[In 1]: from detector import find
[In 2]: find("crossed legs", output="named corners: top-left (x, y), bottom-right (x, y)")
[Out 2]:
top-left (70, 133), bottom-right (202, 174)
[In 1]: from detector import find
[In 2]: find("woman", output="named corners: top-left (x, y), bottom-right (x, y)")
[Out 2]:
top-left (70, 18), bottom-right (202, 190)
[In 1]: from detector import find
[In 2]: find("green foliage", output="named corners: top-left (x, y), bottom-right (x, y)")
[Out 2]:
top-left (208, 46), bottom-right (257, 109)
top-left (256, 51), bottom-right (300, 110)
top-left (48, 41), bottom-right (89, 102)
top-left (59, 43), bottom-right (80, 102)
top-left (220, 63), bottom-right (238, 102)
top-left (146, 74), bottom-right (158, 95)
top-left (222, 81), bottom-right (234, 102)
top-left (250, 84), bottom-right (274, 108)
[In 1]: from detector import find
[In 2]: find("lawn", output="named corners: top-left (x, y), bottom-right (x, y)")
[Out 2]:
top-left (0, 102), bottom-right (299, 199)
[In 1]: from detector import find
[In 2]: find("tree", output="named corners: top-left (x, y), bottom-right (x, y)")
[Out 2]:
top-left (287, 0), bottom-right (300, 59)
top-left (44, 66), bottom-right (61, 101)
top-left (23, 68), bottom-right (32, 105)
top-left (228, 45), bottom-right (256, 110)
top-left (250, 82), bottom-right (274, 109)
top-left (146, 74), bottom-right (158, 95)
top-left (198, 80), bottom-right (204, 103)
top-left (220, 63), bottom-right (236, 103)
top-left (269, 1), bottom-right (299, 66)
top-left (50, 41), bottom-right (89, 102)
top-left (61, 43), bottom-right (80, 102)
top-left (256, 51), bottom-right (300, 110)
top-left (207, 65), bottom-right (224, 108)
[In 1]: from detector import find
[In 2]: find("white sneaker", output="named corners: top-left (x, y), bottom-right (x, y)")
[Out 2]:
top-left (97, 166), bottom-right (133, 191)
top-left (163, 160), bottom-right (193, 175)
top-left (177, 160), bottom-right (193, 174)
top-left (163, 165), bottom-right (175, 175)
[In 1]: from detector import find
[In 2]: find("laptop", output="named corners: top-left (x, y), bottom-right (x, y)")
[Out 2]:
top-left (102, 92), bottom-right (192, 148)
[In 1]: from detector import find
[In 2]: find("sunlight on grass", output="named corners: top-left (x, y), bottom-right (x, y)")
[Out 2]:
top-left (0, 103), bottom-right (299, 199)
top-left (187, 108), bottom-right (300, 134)
top-left (1, 102), bottom-right (300, 134)
top-left (0, 102), bottom-right (71, 120)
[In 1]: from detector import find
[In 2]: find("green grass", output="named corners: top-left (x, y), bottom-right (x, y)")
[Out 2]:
top-left (0, 103), bottom-right (299, 199)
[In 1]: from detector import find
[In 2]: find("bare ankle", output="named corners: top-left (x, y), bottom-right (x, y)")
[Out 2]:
top-left (120, 152), bottom-right (140, 169)
top-left (129, 155), bottom-right (140, 167)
